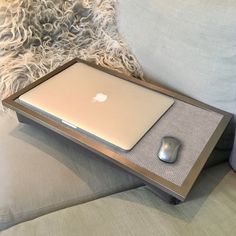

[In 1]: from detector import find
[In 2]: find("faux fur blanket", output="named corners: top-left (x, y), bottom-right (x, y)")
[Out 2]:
top-left (0, 0), bottom-right (143, 109)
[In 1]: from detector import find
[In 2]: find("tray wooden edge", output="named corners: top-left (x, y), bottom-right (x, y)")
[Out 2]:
top-left (2, 58), bottom-right (233, 201)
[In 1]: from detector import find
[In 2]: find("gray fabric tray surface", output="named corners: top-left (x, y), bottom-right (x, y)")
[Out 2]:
top-left (119, 100), bottom-right (223, 186)
top-left (17, 99), bottom-right (223, 186)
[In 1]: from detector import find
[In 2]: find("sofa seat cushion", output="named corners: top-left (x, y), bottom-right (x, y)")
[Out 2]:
top-left (118, 0), bottom-right (236, 170)
top-left (1, 163), bottom-right (235, 236)
top-left (0, 112), bottom-right (141, 230)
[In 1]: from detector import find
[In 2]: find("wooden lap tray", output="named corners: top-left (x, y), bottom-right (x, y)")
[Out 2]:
top-left (3, 58), bottom-right (232, 202)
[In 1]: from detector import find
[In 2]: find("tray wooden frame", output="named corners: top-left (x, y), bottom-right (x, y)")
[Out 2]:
top-left (2, 58), bottom-right (232, 201)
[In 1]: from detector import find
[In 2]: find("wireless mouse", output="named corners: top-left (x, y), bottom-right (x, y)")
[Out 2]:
top-left (158, 136), bottom-right (181, 163)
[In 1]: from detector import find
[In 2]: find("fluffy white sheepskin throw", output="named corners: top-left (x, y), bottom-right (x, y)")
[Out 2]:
top-left (0, 0), bottom-right (143, 106)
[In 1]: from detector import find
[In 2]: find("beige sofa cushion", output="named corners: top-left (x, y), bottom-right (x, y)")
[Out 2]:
top-left (1, 163), bottom-right (235, 236)
top-left (118, 0), bottom-right (236, 170)
top-left (0, 113), bottom-right (141, 230)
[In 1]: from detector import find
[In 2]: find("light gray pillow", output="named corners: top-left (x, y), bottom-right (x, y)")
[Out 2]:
top-left (118, 0), bottom-right (236, 170)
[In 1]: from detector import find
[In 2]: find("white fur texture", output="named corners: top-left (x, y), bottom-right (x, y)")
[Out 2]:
top-left (0, 0), bottom-right (143, 108)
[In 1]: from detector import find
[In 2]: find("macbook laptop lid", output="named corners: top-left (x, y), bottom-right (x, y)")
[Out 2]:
top-left (18, 62), bottom-right (174, 151)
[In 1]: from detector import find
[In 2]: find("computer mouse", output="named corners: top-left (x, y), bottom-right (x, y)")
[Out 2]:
top-left (157, 136), bottom-right (181, 163)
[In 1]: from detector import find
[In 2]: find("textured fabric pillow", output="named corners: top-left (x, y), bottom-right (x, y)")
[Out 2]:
top-left (118, 0), bottom-right (236, 170)
top-left (0, 112), bottom-right (141, 230)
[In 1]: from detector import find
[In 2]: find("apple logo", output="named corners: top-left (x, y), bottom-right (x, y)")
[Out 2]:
top-left (92, 93), bottom-right (108, 103)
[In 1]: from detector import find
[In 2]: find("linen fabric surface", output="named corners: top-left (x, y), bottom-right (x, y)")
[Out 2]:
top-left (118, 0), bottom-right (236, 170)
top-left (118, 100), bottom-right (223, 186)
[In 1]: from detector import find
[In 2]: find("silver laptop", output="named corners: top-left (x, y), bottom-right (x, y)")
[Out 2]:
top-left (19, 63), bottom-right (174, 151)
